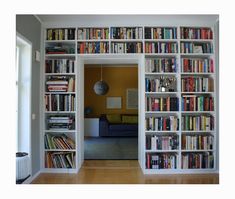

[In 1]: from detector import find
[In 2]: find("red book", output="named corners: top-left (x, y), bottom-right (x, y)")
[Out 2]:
top-left (163, 118), bottom-right (167, 130)
top-left (147, 154), bottom-right (150, 169)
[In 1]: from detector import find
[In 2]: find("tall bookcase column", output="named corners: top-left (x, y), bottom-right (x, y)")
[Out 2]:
top-left (144, 26), bottom-right (180, 172)
top-left (180, 26), bottom-right (215, 170)
top-left (43, 27), bottom-right (78, 173)
top-left (177, 26), bottom-right (182, 170)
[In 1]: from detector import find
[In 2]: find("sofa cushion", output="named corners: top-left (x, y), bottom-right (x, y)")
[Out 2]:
top-left (122, 115), bottom-right (138, 124)
top-left (109, 124), bottom-right (138, 131)
top-left (106, 114), bottom-right (122, 123)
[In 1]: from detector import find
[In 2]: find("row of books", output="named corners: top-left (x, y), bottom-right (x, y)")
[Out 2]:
top-left (181, 115), bottom-right (214, 131)
top-left (44, 133), bottom-right (75, 150)
top-left (110, 27), bottom-right (143, 39)
top-left (46, 28), bottom-right (76, 40)
top-left (111, 42), bottom-right (142, 53)
top-left (145, 97), bottom-right (179, 112)
top-left (180, 27), bottom-right (213, 40)
top-left (44, 94), bottom-right (76, 112)
top-left (180, 42), bottom-right (213, 54)
top-left (182, 135), bottom-right (213, 150)
top-left (46, 116), bottom-right (75, 130)
top-left (45, 27), bottom-right (213, 40)
top-left (77, 42), bottom-right (109, 54)
top-left (181, 95), bottom-right (214, 111)
top-left (146, 153), bottom-right (177, 169)
top-left (46, 43), bottom-right (75, 54)
top-left (45, 152), bottom-right (75, 168)
top-left (181, 58), bottom-right (214, 73)
top-left (145, 58), bottom-right (177, 73)
top-left (146, 152), bottom-right (214, 169)
top-left (181, 77), bottom-right (214, 92)
top-left (145, 77), bottom-right (177, 92)
top-left (145, 27), bottom-right (177, 39)
top-left (145, 116), bottom-right (179, 131)
top-left (45, 59), bottom-right (75, 74)
top-left (181, 152), bottom-right (214, 169)
top-left (77, 28), bottom-right (109, 40)
top-left (146, 135), bottom-right (178, 150)
top-left (145, 42), bottom-right (178, 54)
top-left (46, 76), bottom-right (75, 92)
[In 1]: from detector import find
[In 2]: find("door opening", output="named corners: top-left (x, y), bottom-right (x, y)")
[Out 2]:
top-left (84, 64), bottom-right (138, 160)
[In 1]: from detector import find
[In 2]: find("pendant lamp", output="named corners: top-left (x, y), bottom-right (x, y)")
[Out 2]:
top-left (93, 65), bottom-right (109, 95)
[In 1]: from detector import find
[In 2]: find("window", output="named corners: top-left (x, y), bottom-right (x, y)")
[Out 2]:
top-left (16, 33), bottom-right (32, 166)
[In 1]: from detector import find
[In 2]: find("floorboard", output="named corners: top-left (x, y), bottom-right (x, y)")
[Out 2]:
top-left (32, 160), bottom-right (219, 184)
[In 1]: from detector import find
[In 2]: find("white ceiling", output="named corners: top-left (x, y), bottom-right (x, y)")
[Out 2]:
top-left (36, 14), bottom-right (219, 26)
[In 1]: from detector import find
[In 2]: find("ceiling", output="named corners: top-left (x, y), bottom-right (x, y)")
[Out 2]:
top-left (36, 14), bottom-right (219, 25)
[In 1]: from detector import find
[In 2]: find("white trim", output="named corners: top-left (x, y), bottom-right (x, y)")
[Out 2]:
top-left (16, 32), bottom-right (33, 178)
top-left (80, 54), bottom-right (143, 168)
top-left (22, 170), bottom-right (41, 184)
top-left (34, 15), bottom-right (43, 24)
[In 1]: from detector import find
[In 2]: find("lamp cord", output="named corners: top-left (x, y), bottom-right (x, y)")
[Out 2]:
top-left (101, 64), bottom-right (103, 81)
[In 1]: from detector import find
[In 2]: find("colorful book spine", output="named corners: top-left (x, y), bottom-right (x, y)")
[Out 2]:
top-left (145, 58), bottom-right (177, 73)
top-left (145, 42), bottom-right (178, 53)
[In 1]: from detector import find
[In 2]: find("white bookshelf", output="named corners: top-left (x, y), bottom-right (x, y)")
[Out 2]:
top-left (179, 26), bottom-right (216, 171)
top-left (42, 27), bottom-right (78, 173)
top-left (41, 25), bottom-right (217, 174)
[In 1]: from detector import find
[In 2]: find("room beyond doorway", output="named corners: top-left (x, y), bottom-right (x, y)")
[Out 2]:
top-left (84, 63), bottom-right (138, 160)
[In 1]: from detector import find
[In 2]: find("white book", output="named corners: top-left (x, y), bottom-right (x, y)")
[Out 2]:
top-left (151, 136), bottom-right (156, 150)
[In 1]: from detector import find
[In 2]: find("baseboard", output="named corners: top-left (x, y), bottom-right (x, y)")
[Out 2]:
top-left (22, 170), bottom-right (41, 184)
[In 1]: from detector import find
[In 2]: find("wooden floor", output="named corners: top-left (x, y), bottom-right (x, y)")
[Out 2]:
top-left (32, 160), bottom-right (219, 184)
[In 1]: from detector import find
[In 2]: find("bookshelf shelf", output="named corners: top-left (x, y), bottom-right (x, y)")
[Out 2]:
top-left (145, 111), bottom-right (179, 114)
top-left (145, 131), bottom-right (179, 134)
top-left (181, 111), bottom-right (215, 114)
top-left (181, 130), bottom-right (215, 133)
top-left (45, 54), bottom-right (76, 57)
top-left (146, 150), bottom-right (179, 153)
top-left (45, 111), bottom-right (76, 114)
top-left (44, 130), bottom-right (76, 133)
top-left (45, 40), bottom-right (76, 43)
top-left (110, 39), bottom-right (143, 42)
top-left (45, 149), bottom-right (76, 152)
top-left (180, 39), bottom-right (213, 42)
top-left (181, 150), bottom-right (214, 152)
top-left (145, 92), bottom-right (178, 95)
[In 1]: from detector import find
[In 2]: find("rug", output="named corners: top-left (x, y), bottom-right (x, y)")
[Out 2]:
top-left (84, 137), bottom-right (138, 160)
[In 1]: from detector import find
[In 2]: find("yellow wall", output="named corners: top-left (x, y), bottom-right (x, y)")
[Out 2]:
top-left (84, 65), bottom-right (138, 117)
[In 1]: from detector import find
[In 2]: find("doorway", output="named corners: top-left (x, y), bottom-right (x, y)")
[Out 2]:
top-left (84, 64), bottom-right (138, 159)
top-left (77, 55), bottom-right (144, 168)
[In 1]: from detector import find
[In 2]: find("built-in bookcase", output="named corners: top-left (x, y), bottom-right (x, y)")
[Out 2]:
top-left (180, 26), bottom-right (216, 170)
top-left (43, 28), bottom-right (78, 172)
top-left (144, 26), bottom-right (216, 173)
top-left (42, 25), bottom-right (217, 174)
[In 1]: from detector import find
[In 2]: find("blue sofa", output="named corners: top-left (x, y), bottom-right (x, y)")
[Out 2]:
top-left (99, 114), bottom-right (138, 137)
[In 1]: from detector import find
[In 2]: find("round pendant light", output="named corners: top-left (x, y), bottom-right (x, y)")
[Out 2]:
top-left (93, 65), bottom-right (109, 95)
